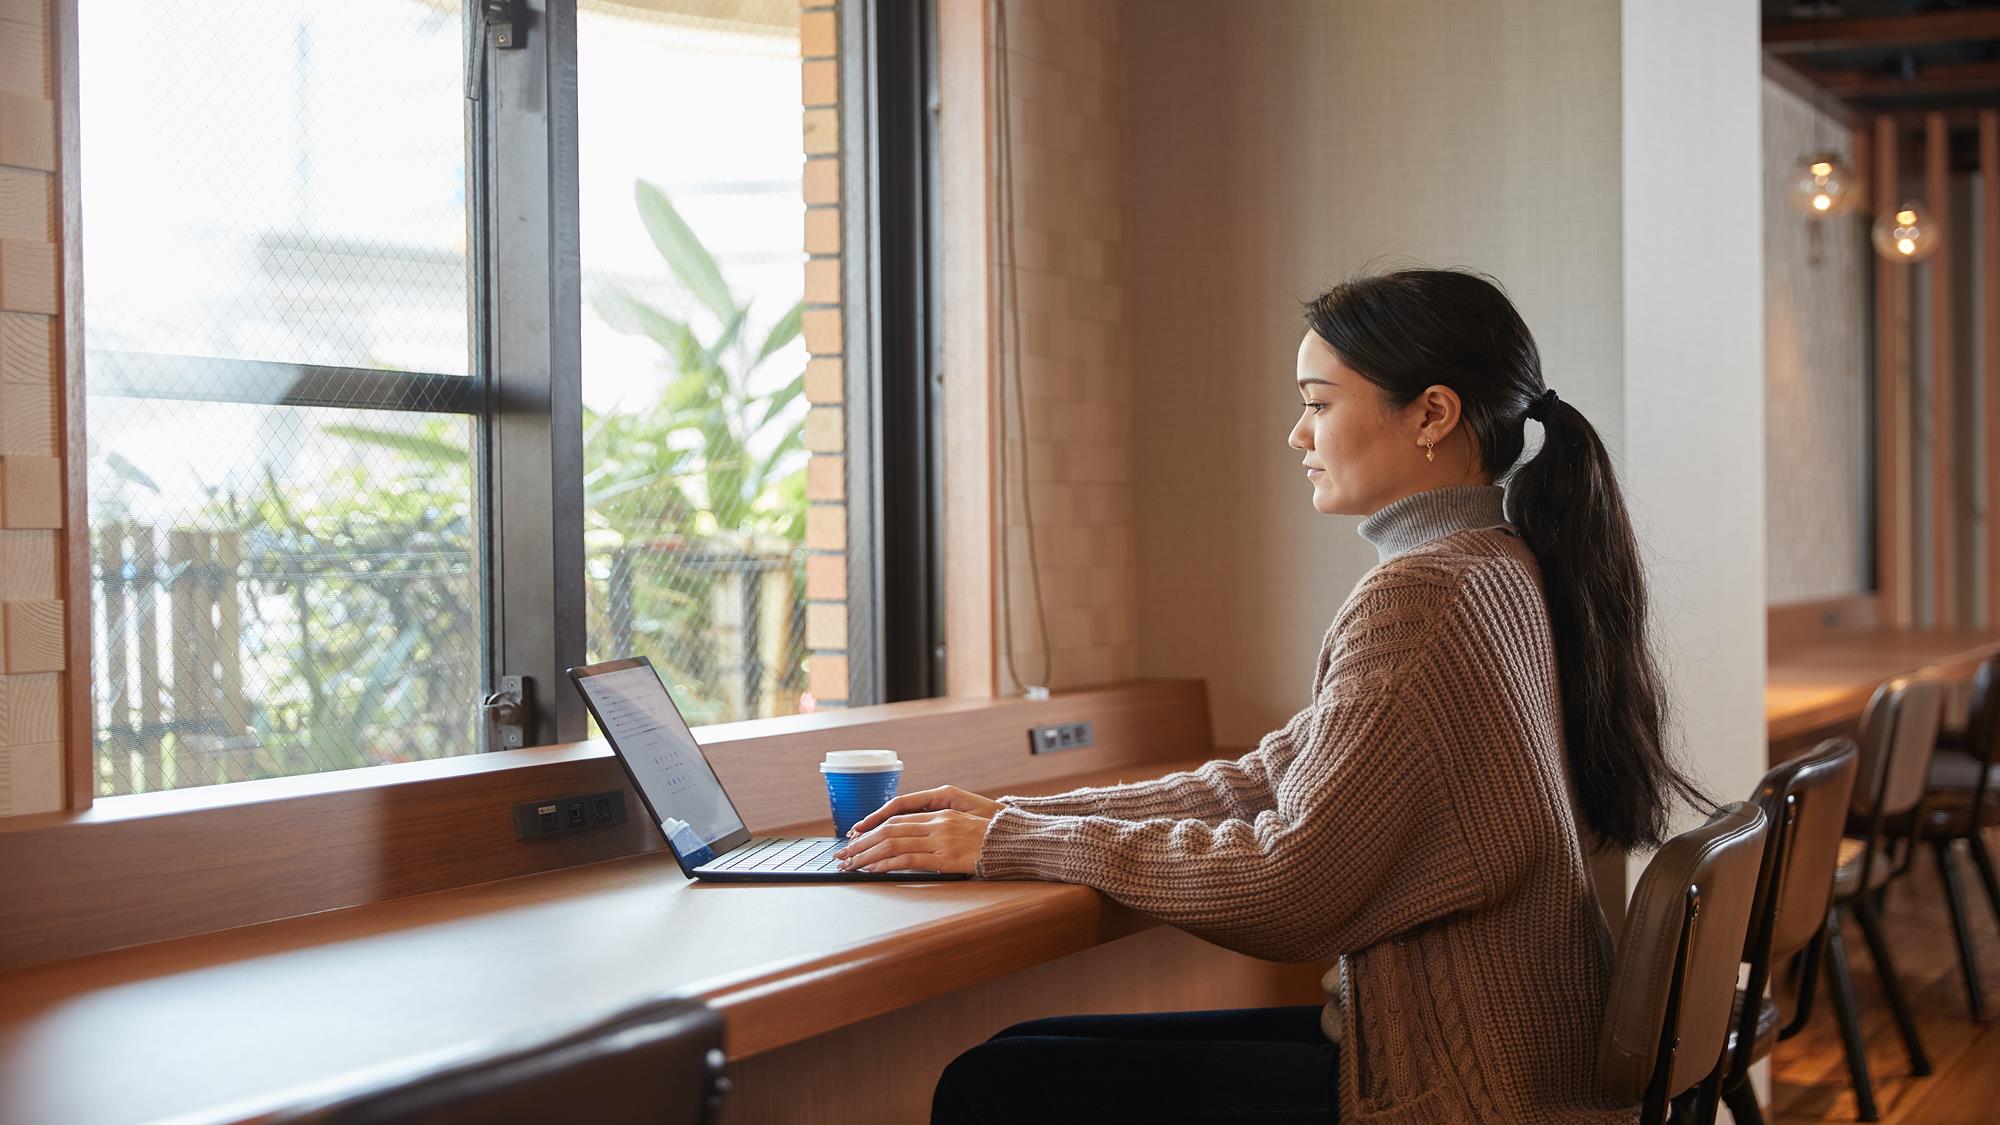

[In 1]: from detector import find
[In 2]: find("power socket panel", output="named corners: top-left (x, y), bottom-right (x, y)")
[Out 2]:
top-left (1028, 720), bottom-right (1094, 754)
top-left (513, 789), bottom-right (629, 840)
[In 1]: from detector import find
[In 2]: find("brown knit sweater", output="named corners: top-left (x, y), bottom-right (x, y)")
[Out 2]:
top-left (976, 485), bottom-right (1635, 1123)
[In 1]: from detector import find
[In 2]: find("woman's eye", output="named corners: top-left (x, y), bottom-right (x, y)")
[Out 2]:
top-left (1300, 401), bottom-right (1325, 414)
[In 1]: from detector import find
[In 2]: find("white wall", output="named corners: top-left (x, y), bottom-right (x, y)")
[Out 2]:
top-left (1620, 0), bottom-right (1768, 833)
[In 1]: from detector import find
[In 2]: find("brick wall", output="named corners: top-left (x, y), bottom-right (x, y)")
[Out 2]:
top-left (993, 0), bottom-right (1136, 692)
top-left (0, 0), bottom-right (67, 814)
top-left (800, 0), bottom-right (849, 707)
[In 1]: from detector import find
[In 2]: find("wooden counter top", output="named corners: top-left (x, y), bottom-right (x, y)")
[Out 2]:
top-left (0, 759), bottom-right (1208, 1125)
top-left (1767, 625), bottom-right (2000, 748)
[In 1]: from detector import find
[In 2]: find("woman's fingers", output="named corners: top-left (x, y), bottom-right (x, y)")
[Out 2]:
top-left (834, 814), bottom-right (932, 860)
top-left (859, 852), bottom-right (952, 874)
top-left (845, 787), bottom-right (952, 837)
top-left (832, 824), bottom-right (924, 868)
top-left (835, 810), bottom-right (985, 875)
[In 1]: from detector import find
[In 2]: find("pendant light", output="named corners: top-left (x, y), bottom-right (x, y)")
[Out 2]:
top-left (1872, 200), bottom-right (1942, 262)
top-left (1787, 151), bottom-right (1862, 217)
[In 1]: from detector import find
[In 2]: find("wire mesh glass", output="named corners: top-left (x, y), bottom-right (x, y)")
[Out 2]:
top-left (79, 0), bottom-right (480, 796)
top-left (577, 1), bottom-right (812, 726)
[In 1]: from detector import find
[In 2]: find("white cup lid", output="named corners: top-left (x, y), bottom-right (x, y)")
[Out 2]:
top-left (820, 749), bottom-right (902, 773)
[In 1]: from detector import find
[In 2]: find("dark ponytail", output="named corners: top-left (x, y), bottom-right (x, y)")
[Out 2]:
top-left (1304, 268), bottom-right (1709, 852)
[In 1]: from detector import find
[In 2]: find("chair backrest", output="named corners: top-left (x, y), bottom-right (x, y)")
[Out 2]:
top-left (1852, 674), bottom-right (1945, 820)
top-left (273, 996), bottom-right (728, 1125)
top-left (1723, 738), bottom-right (1858, 1084)
top-left (1756, 738), bottom-right (1861, 963)
top-left (1599, 801), bottom-right (1767, 1118)
top-left (1962, 655), bottom-right (2000, 813)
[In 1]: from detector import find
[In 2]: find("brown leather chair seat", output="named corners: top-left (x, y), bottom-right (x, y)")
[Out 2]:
top-left (1929, 747), bottom-right (2000, 798)
top-left (1832, 837), bottom-right (1897, 898)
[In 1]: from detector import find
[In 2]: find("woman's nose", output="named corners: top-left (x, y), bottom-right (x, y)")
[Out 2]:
top-left (1288, 420), bottom-right (1309, 451)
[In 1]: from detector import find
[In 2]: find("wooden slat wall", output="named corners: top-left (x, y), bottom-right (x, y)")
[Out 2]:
top-left (1927, 112), bottom-right (1955, 625)
top-left (1984, 110), bottom-right (2000, 626)
top-left (1875, 114), bottom-right (1915, 625)
top-left (0, 0), bottom-right (68, 817)
top-left (939, 0), bottom-right (997, 697)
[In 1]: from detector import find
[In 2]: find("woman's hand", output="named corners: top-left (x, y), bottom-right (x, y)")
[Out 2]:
top-left (834, 785), bottom-right (1004, 875)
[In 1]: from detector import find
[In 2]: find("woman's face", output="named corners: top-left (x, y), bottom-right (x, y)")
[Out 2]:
top-left (1289, 331), bottom-right (1430, 517)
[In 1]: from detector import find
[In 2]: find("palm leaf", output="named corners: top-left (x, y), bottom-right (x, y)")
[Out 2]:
top-left (751, 373), bottom-right (806, 436)
top-left (634, 180), bottom-right (738, 327)
top-left (754, 300), bottom-right (804, 369)
top-left (601, 291), bottom-right (708, 374)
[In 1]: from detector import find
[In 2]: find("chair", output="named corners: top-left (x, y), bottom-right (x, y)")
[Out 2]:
top-left (1820, 673), bottom-right (1946, 1120)
top-left (1713, 738), bottom-right (1859, 1125)
top-left (1598, 801), bottom-right (1768, 1125)
top-left (1911, 654), bottom-right (2000, 1023)
top-left (273, 995), bottom-right (729, 1125)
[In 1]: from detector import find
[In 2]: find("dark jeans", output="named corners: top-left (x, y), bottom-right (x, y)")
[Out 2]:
top-left (930, 1005), bottom-right (1340, 1124)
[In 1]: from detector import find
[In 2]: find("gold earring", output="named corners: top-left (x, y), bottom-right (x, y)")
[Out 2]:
top-left (1424, 437), bottom-right (1435, 463)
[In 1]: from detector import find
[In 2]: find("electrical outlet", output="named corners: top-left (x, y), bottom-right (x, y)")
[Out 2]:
top-left (1028, 720), bottom-right (1094, 754)
top-left (514, 790), bottom-right (629, 840)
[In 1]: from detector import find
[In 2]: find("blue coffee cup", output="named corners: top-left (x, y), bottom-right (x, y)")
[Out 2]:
top-left (822, 749), bottom-right (903, 837)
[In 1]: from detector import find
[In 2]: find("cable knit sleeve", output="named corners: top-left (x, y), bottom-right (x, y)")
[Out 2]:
top-left (994, 701), bottom-right (1318, 823)
top-left (975, 563), bottom-right (1492, 962)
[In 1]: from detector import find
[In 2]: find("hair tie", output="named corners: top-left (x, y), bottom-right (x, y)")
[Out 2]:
top-left (1525, 387), bottom-right (1559, 421)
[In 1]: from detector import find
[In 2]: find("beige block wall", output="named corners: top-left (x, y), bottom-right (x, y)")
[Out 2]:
top-left (993, 0), bottom-right (1136, 694)
top-left (0, 0), bottom-right (66, 815)
top-left (1122, 0), bottom-right (1626, 747)
top-left (1762, 78), bottom-right (1869, 604)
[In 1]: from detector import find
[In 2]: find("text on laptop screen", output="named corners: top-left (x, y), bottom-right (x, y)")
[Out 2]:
top-left (575, 663), bottom-right (746, 858)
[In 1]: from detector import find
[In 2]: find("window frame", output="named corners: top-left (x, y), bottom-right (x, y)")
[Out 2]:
top-left (64, 0), bottom-right (944, 805)
top-left (846, 0), bottom-right (944, 705)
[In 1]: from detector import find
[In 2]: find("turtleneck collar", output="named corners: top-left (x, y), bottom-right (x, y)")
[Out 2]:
top-left (1357, 484), bottom-right (1512, 564)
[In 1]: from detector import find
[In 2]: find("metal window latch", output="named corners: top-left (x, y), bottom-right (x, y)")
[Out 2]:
top-left (482, 675), bottom-right (535, 750)
top-left (483, 0), bottom-right (525, 50)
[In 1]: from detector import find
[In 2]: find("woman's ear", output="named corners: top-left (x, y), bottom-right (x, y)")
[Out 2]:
top-left (1413, 384), bottom-right (1462, 442)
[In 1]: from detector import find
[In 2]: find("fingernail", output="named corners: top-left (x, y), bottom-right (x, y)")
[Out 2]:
top-left (846, 827), bottom-right (858, 837)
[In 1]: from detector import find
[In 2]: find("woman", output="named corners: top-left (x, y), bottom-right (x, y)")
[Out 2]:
top-left (834, 268), bottom-right (1707, 1123)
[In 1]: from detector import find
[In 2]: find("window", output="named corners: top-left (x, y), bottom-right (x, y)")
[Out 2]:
top-left (575, 2), bottom-right (810, 727)
top-left (80, 1), bottom-right (482, 795)
top-left (78, 0), bottom-right (928, 798)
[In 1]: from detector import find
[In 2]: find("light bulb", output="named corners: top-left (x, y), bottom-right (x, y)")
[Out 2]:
top-left (1872, 200), bottom-right (1942, 263)
top-left (1787, 151), bottom-right (1861, 218)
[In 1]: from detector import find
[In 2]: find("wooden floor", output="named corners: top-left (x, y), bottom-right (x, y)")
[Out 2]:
top-left (1770, 828), bottom-right (2000, 1124)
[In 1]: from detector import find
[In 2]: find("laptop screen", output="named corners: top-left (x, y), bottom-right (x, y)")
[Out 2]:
top-left (570, 658), bottom-right (748, 867)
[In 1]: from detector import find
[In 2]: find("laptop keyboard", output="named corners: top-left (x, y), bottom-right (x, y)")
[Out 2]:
top-left (707, 836), bottom-right (845, 873)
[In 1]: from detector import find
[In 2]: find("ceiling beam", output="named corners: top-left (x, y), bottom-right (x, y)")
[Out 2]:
top-left (1764, 51), bottom-right (1861, 128)
top-left (1815, 59), bottom-right (2000, 99)
top-left (1765, 11), bottom-right (2000, 54)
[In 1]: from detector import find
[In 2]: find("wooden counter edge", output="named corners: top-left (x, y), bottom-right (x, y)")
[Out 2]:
top-left (693, 884), bottom-right (1159, 1060)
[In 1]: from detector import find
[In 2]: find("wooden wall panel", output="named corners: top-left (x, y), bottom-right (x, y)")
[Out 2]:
top-left (939, 0), bottom-right (998, 697)
top-left (0, 0), bottom-right (71, 819)
top-left (1984, 110), bottom-right (2000, 626)
top-left (1875, 115), bottom-right (1914, 625)
top-left (0, 2), bottom-right (51, 100)
top-left (0, 91), bottom-right (53, 170)
top-left (1926, 112), bottom-right (1955, 625)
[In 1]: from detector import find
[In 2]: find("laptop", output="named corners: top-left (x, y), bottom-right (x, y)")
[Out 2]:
top-left (567, 656), bottom-right (970, 882)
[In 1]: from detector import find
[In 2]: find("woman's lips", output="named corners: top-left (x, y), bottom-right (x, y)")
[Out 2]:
top-left (1304, 467), bottom-right (1324, 478)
